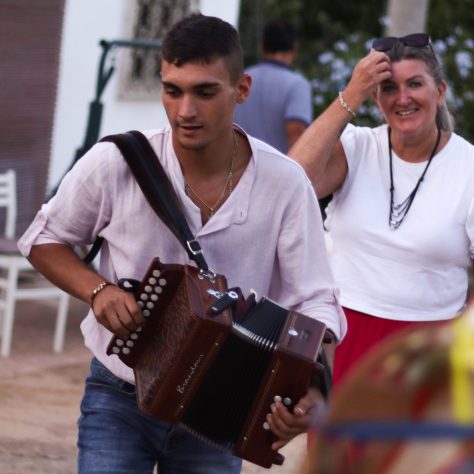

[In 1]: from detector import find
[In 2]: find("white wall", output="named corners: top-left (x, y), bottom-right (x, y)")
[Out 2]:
top-left (49, 0), bottom-right (240, 190)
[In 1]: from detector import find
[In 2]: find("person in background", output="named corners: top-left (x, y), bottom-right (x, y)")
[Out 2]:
top-left (234, 19), bottom-right (312, 153)
top-left (289, 33), bottom-right (474, 385)
top-left (18, 13), bottom-right (345, 474)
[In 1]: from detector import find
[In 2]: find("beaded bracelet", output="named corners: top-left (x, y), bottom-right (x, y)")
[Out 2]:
top-left (90, 281), bottom-right (114, 305)
top-left (338, 91), bottom-right (357, 118)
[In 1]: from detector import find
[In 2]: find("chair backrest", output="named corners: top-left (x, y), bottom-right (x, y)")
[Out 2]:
top-left (0, 170), bottom-right (17, 239)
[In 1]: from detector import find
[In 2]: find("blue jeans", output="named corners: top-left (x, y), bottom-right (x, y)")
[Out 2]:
top-left (77, 358), bottom-right (242, 473)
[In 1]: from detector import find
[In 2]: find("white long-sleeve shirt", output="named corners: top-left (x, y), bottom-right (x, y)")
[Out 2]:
top-left (19, 126), bottom-right (346, 383)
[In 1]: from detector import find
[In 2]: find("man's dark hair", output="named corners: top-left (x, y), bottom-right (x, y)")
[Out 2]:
top-left (162, 13), bottom-right (243, 83)
top-left (262, 20), bottom-right (297, 54)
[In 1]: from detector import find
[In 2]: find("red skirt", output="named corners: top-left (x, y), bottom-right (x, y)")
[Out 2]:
top-left (333, 307), bottom-right (426, 385)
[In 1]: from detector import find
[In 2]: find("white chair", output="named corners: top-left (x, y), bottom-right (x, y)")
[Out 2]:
top-left (0, 169), bottom-right (70, 357)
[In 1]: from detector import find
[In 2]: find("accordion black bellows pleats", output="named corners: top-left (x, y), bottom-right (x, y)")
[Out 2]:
top-left (107, 258), bottom-right (329, 468)
top-left (181, 302), bottom-right (288, 448)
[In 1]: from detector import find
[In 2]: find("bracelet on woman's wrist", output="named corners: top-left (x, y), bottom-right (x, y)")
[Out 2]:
top-left (338, 91), bottom-right (357, 118)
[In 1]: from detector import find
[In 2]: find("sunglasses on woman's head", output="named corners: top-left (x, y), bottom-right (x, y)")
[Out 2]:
top-left (372, 33), bottom-right (430, 51)
top-left (372, 33), bottom-right (438, 64)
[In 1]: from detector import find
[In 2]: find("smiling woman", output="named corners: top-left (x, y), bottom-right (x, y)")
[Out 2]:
top-left (289, 34), bottom-right (474, 388)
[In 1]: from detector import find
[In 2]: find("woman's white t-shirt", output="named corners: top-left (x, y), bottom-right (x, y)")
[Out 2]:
top-left (325, 123), bottom-right (474, 321)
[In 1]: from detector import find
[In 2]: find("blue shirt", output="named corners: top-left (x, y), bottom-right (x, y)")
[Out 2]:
top-left (234, 60), bottom-right (312, 153)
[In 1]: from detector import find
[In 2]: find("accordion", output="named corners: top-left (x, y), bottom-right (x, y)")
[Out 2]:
top-left (107, 258), bottom-right (330, 468)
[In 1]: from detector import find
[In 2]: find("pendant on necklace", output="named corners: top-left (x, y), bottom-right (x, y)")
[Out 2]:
top-left (387, 126), bottom-right (441, 231)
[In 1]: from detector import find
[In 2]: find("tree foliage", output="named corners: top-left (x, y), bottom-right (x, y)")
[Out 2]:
top-left (238, 0), bottom-right (474, 141)
top-left (239, 0), bottom-right (385, 68)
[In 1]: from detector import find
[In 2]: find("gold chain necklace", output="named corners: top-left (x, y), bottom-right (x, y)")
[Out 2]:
top-left (185, 131), bottom-right (237, 218)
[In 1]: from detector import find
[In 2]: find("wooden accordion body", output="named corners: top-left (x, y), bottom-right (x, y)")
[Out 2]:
top-left (107, 258), bottom-right (328, 468)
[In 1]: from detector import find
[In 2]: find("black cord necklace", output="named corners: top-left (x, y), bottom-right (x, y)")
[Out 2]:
top-left (388, 127), bottom-right (441, 230)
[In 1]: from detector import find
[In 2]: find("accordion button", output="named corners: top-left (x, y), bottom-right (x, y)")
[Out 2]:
top-left (154, 286), bottom-right (163, 294)
top-left (146, 302), bottom-right (154, 309)
top-left (140, 293), bottom-right (149, 301)
top-left (143, 310), bottom-right (151, 317)
top-left (116, 339), bottom-right (124, 347)
top-left (283, 397), bottom-right (292, 406)
top-left (112, 347), bottom-right (120, 354)
top-left (263, 422), bottom-right (270, 431)
top-left (158, 278), bottom-right (167, 286)
top-left (126, 340), bottom-right (134, 347)
top-left (274, 395), bottom-right (282, 403)
top-left (152, 270), bottom-right (161, 277)
top-left (148, 277), bottom-right (157, 284)
top-left (150, 294), bottom-right (159, 301)
top-left (130, 333), bottom-right (138, 340)
top-left (136, 327), bottom-right (143, 332)
top-left (138, 301), bottom-right (144, 308)
top-left (144, 285), bottom-right (152, 293)
top-left (122, 347), bottom-right (131, 355)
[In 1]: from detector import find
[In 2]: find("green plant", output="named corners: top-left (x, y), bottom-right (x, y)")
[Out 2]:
top-left (435, 28), bottom-right (474, 141)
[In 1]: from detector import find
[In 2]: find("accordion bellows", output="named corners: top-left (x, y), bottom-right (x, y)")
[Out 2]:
top-left (107, 258), bottom-right (327, 468)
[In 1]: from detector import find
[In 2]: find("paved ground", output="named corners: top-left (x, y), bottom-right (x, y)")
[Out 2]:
top-left (0, 295), bottom-right (307, 474)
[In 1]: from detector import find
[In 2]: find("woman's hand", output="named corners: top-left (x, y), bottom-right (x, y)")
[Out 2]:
top-left (345, 49), bottom-right (393, 105)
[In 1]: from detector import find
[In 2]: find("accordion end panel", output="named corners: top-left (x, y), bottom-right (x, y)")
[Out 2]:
top-left (136, 266), bottom-right (233, 423)
top-left (234, 311), bottom-right (328, 468)
top-left (107, 258), bottom-right (233, 424)
top-left (138, 315), bottom-right (232, 423)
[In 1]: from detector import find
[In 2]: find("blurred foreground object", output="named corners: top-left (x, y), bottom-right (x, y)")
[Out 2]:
top-left (303, 304), bottom-right (474, 473)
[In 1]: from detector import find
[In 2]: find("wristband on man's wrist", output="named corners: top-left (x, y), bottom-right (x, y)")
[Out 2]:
top-left (90, 281), bottom-right (114, 305)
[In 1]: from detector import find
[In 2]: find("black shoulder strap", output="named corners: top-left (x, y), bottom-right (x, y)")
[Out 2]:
top-left (83, 130), bottom-right (209, 272)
